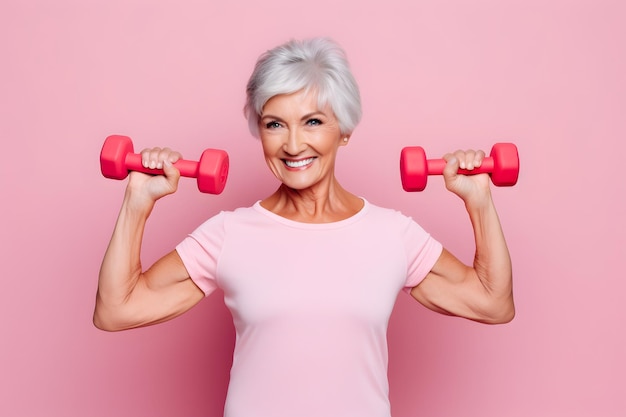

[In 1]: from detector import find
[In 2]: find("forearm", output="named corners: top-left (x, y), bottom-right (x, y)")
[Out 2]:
top-left (95, 191), bottom-right (154, 328)
top-left (465, 192), bottom-right (514, 321)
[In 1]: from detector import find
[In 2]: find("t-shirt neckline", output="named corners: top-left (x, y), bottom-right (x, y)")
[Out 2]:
top-left (252, 198), bottom-right (370, 230)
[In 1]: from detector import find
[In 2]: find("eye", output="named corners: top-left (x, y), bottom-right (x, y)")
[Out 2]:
top-left (265, 121), bottom-right (282, 129)
top-left (306, 118), bottom-right (322, 126)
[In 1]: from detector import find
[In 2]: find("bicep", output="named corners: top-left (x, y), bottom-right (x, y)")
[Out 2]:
top-left (409, 248), bottom-right (487, 320)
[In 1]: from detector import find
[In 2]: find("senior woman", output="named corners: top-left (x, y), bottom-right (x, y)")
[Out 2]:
top-left (95, 37), bottom-right (514, 417)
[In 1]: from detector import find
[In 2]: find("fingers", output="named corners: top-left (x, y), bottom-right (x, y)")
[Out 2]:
top-left (140, 147), bottom-right (183, 170)
top-left (444, 149), bottom-right (486, 171)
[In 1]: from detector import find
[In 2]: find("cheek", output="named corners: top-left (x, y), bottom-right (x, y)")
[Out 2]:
top-left (259, 137), bottom-right (276, 155)
top-left (309, 130), bottom-right (342, 148)
top-left (260, 141), bottom-right (284, 172)
top-left (319, 137), bottom-right (344, 154)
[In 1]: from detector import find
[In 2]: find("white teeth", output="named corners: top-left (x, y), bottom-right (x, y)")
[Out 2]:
top-left (284, 158), bottom-right (315, 168)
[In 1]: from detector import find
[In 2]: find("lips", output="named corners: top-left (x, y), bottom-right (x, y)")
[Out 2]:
top-left (283, 157), bottom-right (316, 168)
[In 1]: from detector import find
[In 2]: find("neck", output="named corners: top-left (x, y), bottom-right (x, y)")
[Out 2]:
top-left (261, 180), bottom-right (363, 223)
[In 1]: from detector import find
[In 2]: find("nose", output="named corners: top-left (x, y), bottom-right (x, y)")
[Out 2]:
top-left (283, 129), bottom-right (306, 156)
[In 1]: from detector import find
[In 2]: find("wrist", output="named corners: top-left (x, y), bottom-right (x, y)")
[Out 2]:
top-left (463, 188), bottom-right (493, 213)
top-left (122, 185), bottom-right (156, 217)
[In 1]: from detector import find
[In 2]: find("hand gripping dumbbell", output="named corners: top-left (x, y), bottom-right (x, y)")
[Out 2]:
top-left (400, 142), bottom-right (519, 192)
top-left (100, 135), bottom-right (229, 194)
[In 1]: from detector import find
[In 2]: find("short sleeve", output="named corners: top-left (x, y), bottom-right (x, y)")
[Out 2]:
top-left (401, 217), bottom-right (443, 292)
top-left (175, 212), bottom-right (226, 296)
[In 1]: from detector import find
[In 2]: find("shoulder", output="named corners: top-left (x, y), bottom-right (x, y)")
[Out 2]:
top-left (361, 200), bottom-right (436, 243)
top-left (185, 203), bottom-right (258, 241)
top-left (194, 202), bottom-right (263, 228)
top-left (362, 200), bottom-right (413, 225)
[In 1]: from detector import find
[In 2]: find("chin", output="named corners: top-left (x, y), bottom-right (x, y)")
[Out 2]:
top-left (279, 177), bottom-right (320, 191)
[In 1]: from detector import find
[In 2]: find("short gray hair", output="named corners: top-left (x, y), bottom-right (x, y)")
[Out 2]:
top-left (244, 37), bottom-right (362, 138)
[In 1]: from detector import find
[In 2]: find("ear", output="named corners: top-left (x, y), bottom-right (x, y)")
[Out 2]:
top-left (340, 134), bottom-right (351, 146)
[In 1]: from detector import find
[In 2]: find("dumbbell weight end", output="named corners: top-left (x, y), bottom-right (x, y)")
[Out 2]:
top-left (197, 149), bottom-right (229, 194)
top-left (400, 146), bottom-right (428, 192)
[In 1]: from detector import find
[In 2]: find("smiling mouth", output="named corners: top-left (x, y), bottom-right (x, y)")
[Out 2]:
top-left (283, 157), bottom-right (316, 168)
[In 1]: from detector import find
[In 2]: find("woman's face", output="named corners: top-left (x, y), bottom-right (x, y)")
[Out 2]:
top-left (259, 90), bottom-right (348, 191)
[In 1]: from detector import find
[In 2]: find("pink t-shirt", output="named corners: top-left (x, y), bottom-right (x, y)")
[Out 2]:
top-left (176, 200), bottom-right (442, 417)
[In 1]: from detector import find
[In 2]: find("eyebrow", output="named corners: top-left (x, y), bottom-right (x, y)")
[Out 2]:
top-left (260, 111), bottom-right (327, 123)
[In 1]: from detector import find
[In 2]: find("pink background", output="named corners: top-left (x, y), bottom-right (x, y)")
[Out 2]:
top-left (1, 0), bottom-right (624, 416)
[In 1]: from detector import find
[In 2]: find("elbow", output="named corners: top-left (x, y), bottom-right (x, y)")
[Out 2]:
top-left (93, 298), bottom-right (135, 332)
top-left (93, 317), bottom-right (114, 332)
top-left (502, 301), bottom-right (516, 323)
top-left (486, 307), bottom-right (515, 324)
top-left (93, 295), bottom-right (117, 331)
top-left (93, 310), bottom-right (126, 332)
top-left (480, 297), bottom-right (516, 325)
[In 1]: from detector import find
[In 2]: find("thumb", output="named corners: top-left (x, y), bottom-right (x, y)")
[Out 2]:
top-left (162, 159), bottom-right (181, 189)
top-left (442, 154), bottom-right (459, 181)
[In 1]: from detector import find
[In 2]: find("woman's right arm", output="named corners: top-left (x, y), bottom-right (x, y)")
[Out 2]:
top-left (94, 149), bottom-right (204, 331)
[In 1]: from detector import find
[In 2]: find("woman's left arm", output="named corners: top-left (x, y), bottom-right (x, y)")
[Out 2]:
top-left (410, 149), bottom-right (515, 324)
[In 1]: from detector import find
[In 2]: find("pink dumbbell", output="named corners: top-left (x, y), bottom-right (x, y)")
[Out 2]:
top-left (100, 135), bottom-right (229, 194)
top-left (400, 142), bottom-right (519, 192)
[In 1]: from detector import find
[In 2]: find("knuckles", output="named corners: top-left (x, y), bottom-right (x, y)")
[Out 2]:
top-left (140, 147), bottom-right (183, 169)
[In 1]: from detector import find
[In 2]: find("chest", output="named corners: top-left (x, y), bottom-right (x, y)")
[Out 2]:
top-left (215, 225), bottom-right (407, 329)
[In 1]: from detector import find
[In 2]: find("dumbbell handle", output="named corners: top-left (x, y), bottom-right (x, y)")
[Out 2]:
top-left (125, 153), bottom-right (201, 178)
top-left (426, 157), bottom-right (495, 176)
